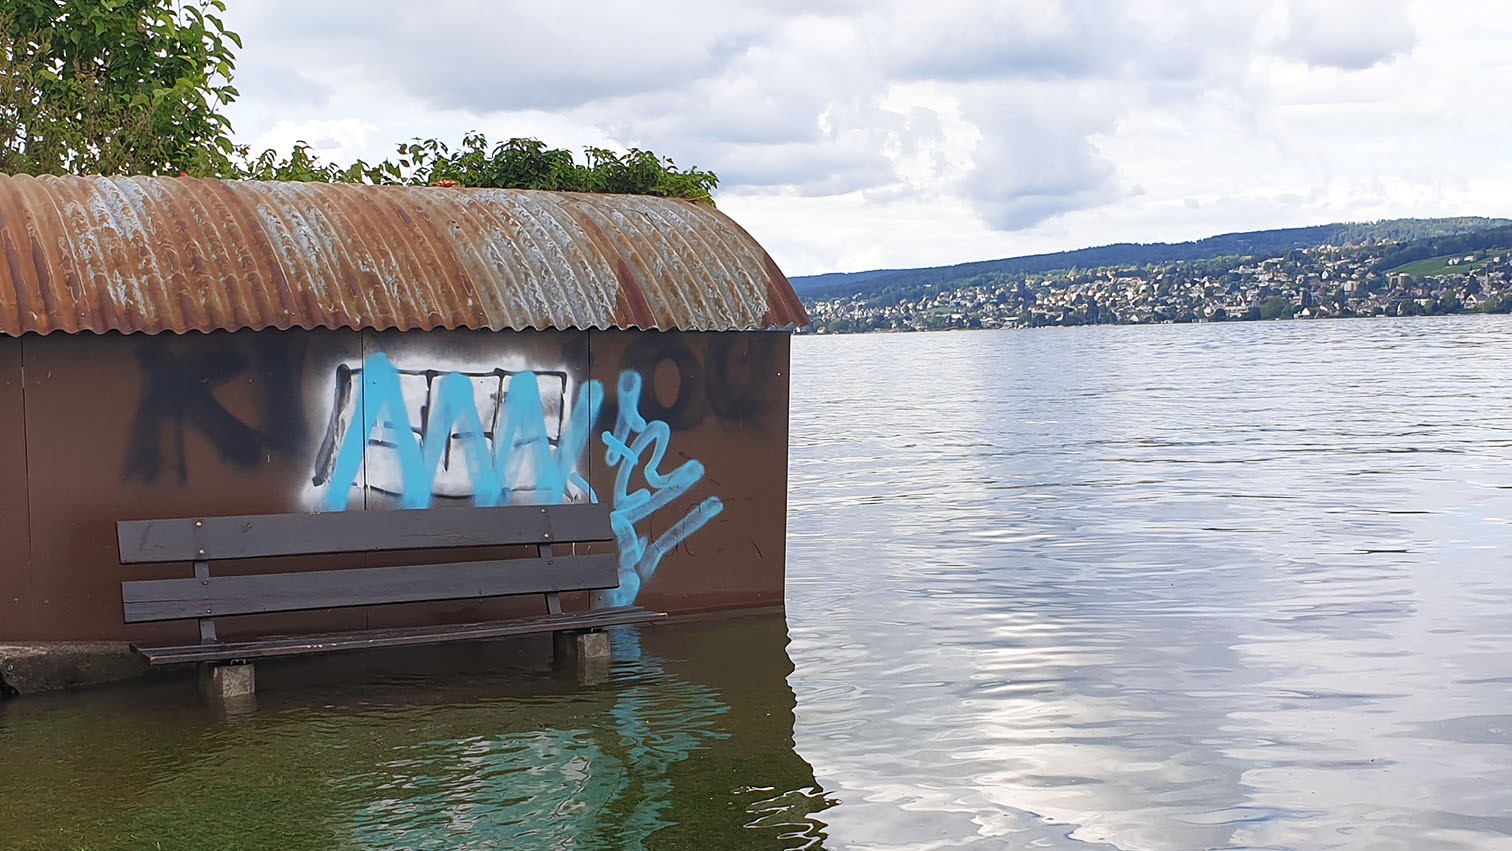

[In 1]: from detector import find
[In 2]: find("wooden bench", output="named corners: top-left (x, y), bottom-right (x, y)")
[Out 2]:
top-left (117, 503), bottom-right (661, 693)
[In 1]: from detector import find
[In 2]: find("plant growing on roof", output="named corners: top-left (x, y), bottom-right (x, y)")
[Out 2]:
top-left (243, 133), bottom-right (721, 204)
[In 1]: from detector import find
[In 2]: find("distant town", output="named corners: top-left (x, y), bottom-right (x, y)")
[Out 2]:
top-left (803, 238), bottom-right (1512, 334)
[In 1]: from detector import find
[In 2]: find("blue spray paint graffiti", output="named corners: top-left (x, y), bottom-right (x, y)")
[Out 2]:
top-left (597, 371), bottom-right (723, 607)
top-left (318, 353), bottom-right (603, 511)
top-left (314, 354), bottom-right (722, 604)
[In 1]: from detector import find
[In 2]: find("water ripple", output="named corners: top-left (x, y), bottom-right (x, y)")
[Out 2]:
top-left (787, 315), bottom-right (1512, 850)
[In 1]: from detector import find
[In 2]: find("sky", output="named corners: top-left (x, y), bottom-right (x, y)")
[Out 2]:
top-left (219, 0), bottom-right (1512, 278)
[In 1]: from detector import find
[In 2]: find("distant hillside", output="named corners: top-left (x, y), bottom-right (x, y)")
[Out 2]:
top-left (1377, 224), bottom-right (1512, 270)
top-left (791, 217), bottom-right (1512, 299)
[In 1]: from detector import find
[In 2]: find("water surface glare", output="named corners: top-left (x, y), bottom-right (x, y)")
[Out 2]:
top-left (786, 315), bottom-right (1512, 849)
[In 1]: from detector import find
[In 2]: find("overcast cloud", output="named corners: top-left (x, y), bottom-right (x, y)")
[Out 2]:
top-left (221, 0), bottom-right (1512, 276)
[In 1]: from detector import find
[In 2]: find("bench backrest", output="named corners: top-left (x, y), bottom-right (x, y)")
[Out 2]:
top-left (119, 504), bottom-right (620, 625)
top-left (118, 503), bottom-right (613, 563)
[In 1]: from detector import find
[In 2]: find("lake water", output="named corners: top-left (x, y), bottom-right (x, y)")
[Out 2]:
top-left (5, 315), bottom-right (1512, 850)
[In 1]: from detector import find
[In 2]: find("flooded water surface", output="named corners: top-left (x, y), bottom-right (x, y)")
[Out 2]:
top-left (786, 316), bottom-right (1512, 850)
top-left (4, 315), bottom-right (1512, 849)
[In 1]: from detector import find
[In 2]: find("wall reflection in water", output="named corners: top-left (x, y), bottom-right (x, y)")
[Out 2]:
top-left (0, 614), bottom-right (833, 851)
top-left (336, 624), bottom-right (833, 850)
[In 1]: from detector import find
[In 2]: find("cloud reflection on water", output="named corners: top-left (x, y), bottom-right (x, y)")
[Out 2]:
top-left (787, 316), bottom-right (1512, 849)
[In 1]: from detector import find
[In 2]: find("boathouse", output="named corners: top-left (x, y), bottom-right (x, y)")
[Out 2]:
top-left (0, 175), bottom-right (807, 645)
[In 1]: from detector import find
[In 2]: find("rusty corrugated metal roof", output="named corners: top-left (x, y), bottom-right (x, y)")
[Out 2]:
top-left (0, 174), bottom-right (808, 335)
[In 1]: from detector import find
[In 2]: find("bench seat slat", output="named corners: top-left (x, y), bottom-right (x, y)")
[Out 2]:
top-left (131, 607), bottom-right (665, 665)
top-left (122, 554), bottom-right (617, 622)
top-left (118, 503), bottom-right (613, 564)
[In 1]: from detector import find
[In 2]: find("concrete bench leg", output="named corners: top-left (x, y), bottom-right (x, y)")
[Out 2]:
top-left (553, 630), bottom-right (610, 685)
top-left (199, 662), bottom-right (256, 708)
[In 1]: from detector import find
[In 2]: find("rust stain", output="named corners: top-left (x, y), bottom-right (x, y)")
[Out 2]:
top-left (762, 251), bottom-right (810, 328)
top-left (0, 175), bottom-right (808, 336)
top-left (613, 256), bottom-right (657, 328)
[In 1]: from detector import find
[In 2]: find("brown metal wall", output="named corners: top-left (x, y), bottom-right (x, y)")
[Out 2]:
top-left (16, 329), bottom-right (363, 641)
top-left (586, 330), bottom-right (791, 613)
top-left (0, 327), bottom-right (789, 642)
top-left (0, 337), bottom-right (29, 634)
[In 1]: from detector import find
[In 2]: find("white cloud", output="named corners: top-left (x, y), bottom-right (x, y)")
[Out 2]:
top-left (218, 0), bottom-right (1512, 277)
top-left (1278, 0), bottom-right (1416, 70)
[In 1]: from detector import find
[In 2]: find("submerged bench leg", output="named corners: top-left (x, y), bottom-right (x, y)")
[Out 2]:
top-left (553, 630), bottom-right (611, 685)
top-left (199, 662), bottom-right (256, 706)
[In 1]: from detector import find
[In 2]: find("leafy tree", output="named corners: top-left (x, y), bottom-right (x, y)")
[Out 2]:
top-left (1, 3), bottom-right (720, 203)
top-left (0, 0), bottom-right (240, 176)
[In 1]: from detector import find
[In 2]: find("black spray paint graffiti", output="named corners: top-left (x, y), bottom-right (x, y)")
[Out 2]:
top-left (123, 337), bottom-right (306, 483)
top-left (614, 335), bottom-right (778, 431)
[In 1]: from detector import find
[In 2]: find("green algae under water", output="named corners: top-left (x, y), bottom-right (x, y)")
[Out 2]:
top-left (0, 615), bottom-right (832, 851)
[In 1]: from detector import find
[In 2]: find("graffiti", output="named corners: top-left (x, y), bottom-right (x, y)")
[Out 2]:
top-left (620, 337), bottom-right (708, 430)
top-left (312, 354), bottom-right (724, 605)
top-left (705, 337), bottom-right (776, 423)
top-left (124, 337), bottom-right (306, 483)
top-left (598, 370), bottom-right (723, 607)
top-left (618, 335), bottom-right (777, 430)
top-left (314, 354), bottom-right (599, 511)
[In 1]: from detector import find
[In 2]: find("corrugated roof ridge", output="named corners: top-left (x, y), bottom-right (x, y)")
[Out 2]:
top-left (0, 175), bottom-right (807, 336)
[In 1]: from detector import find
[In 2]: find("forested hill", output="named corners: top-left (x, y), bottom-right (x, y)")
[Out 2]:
top-left (791, 217), bottom-right (1512, 298)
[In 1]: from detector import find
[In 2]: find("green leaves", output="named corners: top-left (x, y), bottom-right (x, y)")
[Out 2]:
top-left (235, 134), bottom-right (720, 204)
top-left (0, 0), bottom-right (240, 176)
top-left (2, 4), bottom-right (717, 202)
